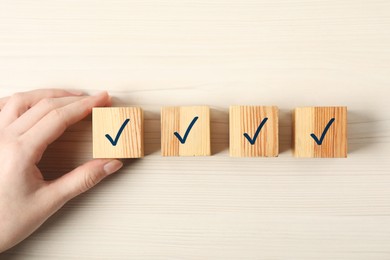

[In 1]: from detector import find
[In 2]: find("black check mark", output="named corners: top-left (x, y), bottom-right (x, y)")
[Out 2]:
top-left (243, 117), bottom-right (268, 145)
top-left (310, 118), bottom-right (335, 145)
top-left (174, 116), bottom-right (199, 144)
top-left (105, 118), bottom-right (130, 146)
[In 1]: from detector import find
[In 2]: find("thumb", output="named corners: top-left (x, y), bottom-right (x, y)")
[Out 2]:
top-left (49, 159), bottom-right (123, 202)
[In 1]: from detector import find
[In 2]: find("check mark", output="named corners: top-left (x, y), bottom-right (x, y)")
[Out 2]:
top-left (243, 117), bottom-right (268, 145)
top-left (310, 118), bottom-right (335, 145)
top-left (174, 116), bottom-right (199, 144)
top-left (105, 118), bottom-right (130, 146)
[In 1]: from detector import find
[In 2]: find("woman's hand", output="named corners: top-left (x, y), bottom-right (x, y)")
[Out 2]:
top-left (0, 89), bottom-right (123, 252)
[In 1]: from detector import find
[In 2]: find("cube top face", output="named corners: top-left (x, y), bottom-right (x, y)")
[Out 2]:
top-left (161, 106), bottom-right (211, 156)
top-left (293, 106), bottom-right (347, 158)
top-left (93, 107), bottom-right (144, 158)
top-left (229, 106), bottom-right (279, 157)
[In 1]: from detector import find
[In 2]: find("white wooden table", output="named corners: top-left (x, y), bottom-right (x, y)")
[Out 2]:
top-left (1, 0), bottom-right (390, 259)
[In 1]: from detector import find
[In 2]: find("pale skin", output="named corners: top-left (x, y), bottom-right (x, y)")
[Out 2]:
top-left (0, 89), bottom-right (123, 252)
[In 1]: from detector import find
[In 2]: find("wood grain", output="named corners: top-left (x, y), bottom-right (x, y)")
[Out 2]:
top-left (93, 107), bottom-right (144, 158)
top-left (293, 107), bottom-right (347, 158)
top-left (161, 106), bottom-right (210, 156)
top-left (1, 0), bottom-right (390, 259)
top-left (230, 106), bottom-right (279, 157)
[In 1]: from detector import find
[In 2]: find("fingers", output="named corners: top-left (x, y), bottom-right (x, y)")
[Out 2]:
top-left (22, 92), bottom-right (109, 161)
top-left (47, 159), bottom-right (123, 203)
top-left (0, 89), bottom-right (83, 128)
top-left (9, 96), bottom-right (86, 135)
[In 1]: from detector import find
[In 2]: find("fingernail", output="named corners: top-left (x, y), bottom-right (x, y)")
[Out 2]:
top-left (68, 89), bottom-right (84, 96)
top-left (94, 91), bottom-right (108, 97)
top-left (103, 160), bottom-right (123, 175)
top-left (105, 95), bottom-right (112, 106)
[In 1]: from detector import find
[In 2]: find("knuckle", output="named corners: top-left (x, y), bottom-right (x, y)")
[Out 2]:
top-left (10, 92), bottom-right (25, 104)
top-left (8, 92), bottom-right (30, 111)
top-left (39, 98), bottom-right (56, 109)
top-left (79, 98), bottom-right (92, 112)
top-left (47, 108), bottom-right (68, 131)
top-left (51, 107), bottom-right (63, 117)
top-left (82, 172), bottom-right (101, 191)
top-left (0, 97), bottom-right (10, 108)
top-left (42, 89), bottom-right (60, 98)
top-left (50, 108), bottom-right (66, 123)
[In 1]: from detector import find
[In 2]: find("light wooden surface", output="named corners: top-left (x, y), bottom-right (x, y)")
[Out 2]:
top-left (1, 0), bottom-right (390, 259)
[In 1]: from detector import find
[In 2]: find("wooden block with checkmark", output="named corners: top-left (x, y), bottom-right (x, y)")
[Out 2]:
top-left (229, 106), bottom-right (279, 157)
top-left (92, 107), bottom-right (144, 158)
top-left (161, 106), bottom-right (211, 156)
top-left (293, 107), bottom-right (347, 158)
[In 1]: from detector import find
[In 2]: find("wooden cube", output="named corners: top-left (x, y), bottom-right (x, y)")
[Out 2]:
top-left (93, 107), bottom-right (144, 158)
top-left (229, 106), bottom-right (279, 157)
top-left (293, 107), bottom-right (347, 158)
top-left (161, 106), bottom-right (210, 156)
